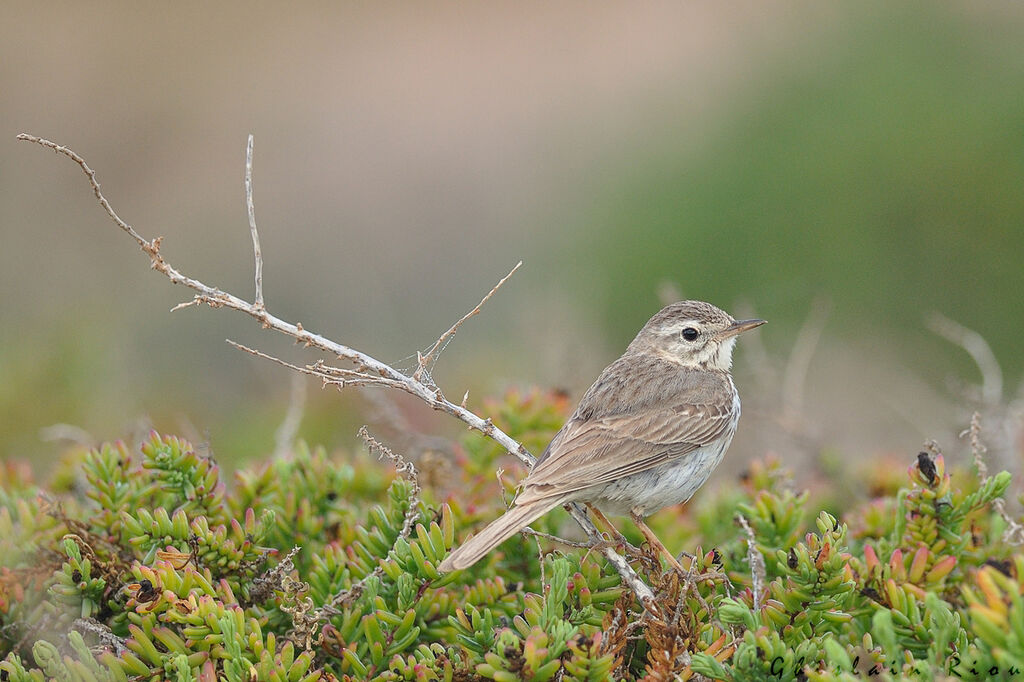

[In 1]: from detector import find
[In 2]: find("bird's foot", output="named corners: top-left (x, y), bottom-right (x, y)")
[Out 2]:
top-left (584, 504), bottom-right (644, 555)
top-left (630, 510), bottom-right (691, 575)
top-left (587, 535), bottom-right (644, 556)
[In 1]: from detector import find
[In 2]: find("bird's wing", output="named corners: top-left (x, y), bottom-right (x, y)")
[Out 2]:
top-left (515, 361), bottom-right (736, 506)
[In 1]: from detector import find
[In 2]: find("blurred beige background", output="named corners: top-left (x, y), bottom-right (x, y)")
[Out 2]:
top-left (3, 2), bottom-right (1023, 488)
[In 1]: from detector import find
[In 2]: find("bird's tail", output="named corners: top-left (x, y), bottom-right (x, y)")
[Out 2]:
top-left (438, 498), bottom-right (564, 572)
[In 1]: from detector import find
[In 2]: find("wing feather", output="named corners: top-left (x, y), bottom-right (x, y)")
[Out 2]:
top-left (516, 354), bottom-right (736, 506)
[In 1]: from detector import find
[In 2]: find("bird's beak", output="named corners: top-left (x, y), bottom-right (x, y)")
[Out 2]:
top-left (719, 318), bottom-right (766, 339)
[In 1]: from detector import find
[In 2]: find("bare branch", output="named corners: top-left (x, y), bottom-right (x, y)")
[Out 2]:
top-left (737, 514), bottom-right (765, 611)
top-left (17, 134), bottom-right (150, 249)
top-left (568, 502), bottom-right (654, 604)
top-left (72, 618), bottom-right (126, 655)
top-left (264, 547), bottom-right (320, 650)
top-left (227, 339), bottom-right (414, 392)
top-left (249, 545), bottom-right (302, 606)
top-left (18, 133), bottom-right (657, 610)
top-left (245, 134), bottom-right (265, 309)
top-left (316, 429), bottom-right (421, 618)
top-left (414, 260), bottom-right (522, 384)
top-left (519, 527), bottom-right (594, 550)
top-left (357, 427), bottom-right (421, 537)
top-left (961, 412), bottom-right (1024, 545)
top-left (928, 312), bottom-right (1003, 407)
top-left (227, 340), bottom-right (324, 379)
top-left (964, 411), bottom-right (989, 480)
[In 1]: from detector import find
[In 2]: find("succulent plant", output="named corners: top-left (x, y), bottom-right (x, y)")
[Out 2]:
top-left (2, 391), bottom-right (1021, 680)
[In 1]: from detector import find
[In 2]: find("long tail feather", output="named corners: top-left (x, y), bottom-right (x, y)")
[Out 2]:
top-left (438, 498), bottom-right (564, 571)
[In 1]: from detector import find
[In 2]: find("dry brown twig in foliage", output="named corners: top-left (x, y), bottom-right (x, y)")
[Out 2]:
top-left (17, 132), bottom-right (657, 607)
top-left (736, 514), bottom-right (765, 611)
top-left (963, 413), bottom-right (1024, 546)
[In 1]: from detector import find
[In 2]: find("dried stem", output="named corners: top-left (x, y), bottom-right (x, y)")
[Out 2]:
top-left (966, 411), bottom-right (989, 481)
top-left (268, 547), bottom-right (320, 649)
top-left (72, 618), bottom-right (127, 656)
top-left (17, 132), bottom-right (655, 609)
top-left (519, 527), bottom-right (596, 550)
top-left (245, 134), bottom-right (264, 310)
top-left (249, 545), bottom-right (302, 606)
top-left (316, 429), bottom-right (421, 617)
top-left (414, 260), bottom-right (522, 385)
top-left (962, 412), bottom-right (1024, 545)
top-left (737, 514), bottom-right (765, 611)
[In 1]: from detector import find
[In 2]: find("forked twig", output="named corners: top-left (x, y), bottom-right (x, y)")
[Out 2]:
top-left (414, 260), bottom-right (522, 385)
top-left (15, 134), bottom-right (532, 465)
top-left (18, 132), bottom-right (656, 607)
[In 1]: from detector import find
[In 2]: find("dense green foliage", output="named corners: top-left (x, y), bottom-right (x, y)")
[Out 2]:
top-left (1, 389), bottom-right (1021, 681)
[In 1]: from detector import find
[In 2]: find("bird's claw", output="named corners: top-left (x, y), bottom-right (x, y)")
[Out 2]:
top-left (588, 536), bottom-right (643, 556)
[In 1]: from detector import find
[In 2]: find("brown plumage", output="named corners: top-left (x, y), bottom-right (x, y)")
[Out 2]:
top-left (438, 300), bottom-right (764, 572)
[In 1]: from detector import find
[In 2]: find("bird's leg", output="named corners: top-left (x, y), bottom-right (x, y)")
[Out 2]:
top-left (630, 509), bottom-right (687, 574)
top-left (586, 504), bottom-right (642, 555)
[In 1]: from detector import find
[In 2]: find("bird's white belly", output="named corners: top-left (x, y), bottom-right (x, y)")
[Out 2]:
top-left (566, 383), bottom-right (740, 517)
top-left (584, 434), bottom-right (733, 516)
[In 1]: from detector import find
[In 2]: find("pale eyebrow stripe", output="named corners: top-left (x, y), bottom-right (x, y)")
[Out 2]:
top-left (659, 320), bottom-right (701, 334)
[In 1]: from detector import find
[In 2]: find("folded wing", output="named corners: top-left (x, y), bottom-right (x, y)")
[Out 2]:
top-left (516, 359), bottom-right (736, 506)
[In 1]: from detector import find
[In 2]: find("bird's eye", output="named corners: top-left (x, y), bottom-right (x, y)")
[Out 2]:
top-left (681, 327), bottom-right (699, 341)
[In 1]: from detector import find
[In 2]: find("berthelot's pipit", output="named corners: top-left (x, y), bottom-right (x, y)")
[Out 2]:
top-left (438, 300), bottom-right (764, 572)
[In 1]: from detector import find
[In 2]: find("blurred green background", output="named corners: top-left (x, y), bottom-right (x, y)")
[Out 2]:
top-left (2, 2), bottom-right (1022, 484)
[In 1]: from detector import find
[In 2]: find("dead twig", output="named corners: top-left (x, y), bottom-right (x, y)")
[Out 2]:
top-left (316, 429), bottom-right (421, 619)
top-left (736, 514), bottom-right (765, 611)
top-left (961, 412), bottom-right (1024, 546)
top-left (519, 527), bottom-right (596, 550)
top-left (72, 618), bottom-right (127, 656)
top-left (966, 411), bottom-right (989, 481)
top-left (414, 260), bottom-right (522, 386)
top-left (17, 132), bottom-right (656, 608)
top-left (245, 134), bottom-right (264, 310)
top-left (271, 548), bottom-right (320, 650)
top-left (357, 427), bottom-right (421, 539)
top-left (248, 546), bottom-right (303, 607)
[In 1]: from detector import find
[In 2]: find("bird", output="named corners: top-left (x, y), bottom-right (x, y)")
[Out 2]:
top-left (437, 300), bottom-right (765, 572)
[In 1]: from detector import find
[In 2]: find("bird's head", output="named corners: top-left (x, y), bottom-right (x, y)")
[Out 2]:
top-left (628, 300), bottom-right (765, 371)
